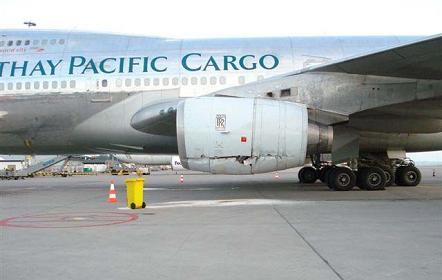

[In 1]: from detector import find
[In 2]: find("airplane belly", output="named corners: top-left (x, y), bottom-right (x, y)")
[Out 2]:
top-left (0, 92), bottom-right (96, 154)
top-left (0, 88), bottom-right (180, 154)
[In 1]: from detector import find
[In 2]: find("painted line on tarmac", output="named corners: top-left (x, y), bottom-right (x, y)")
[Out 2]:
top-left (127, 199), bottom-right (311, 209)
top-left (0, 212), bottom-right (139, 228)
top-left (144, 187), bottom-right (214, 191)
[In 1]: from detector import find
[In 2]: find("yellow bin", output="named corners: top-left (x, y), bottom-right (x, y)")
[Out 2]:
top-left (125, 178), bottom-right (146, 209)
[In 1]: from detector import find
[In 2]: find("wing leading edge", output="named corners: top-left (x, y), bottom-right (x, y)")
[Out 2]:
top-left (292, 34), bottom-right (442, 80)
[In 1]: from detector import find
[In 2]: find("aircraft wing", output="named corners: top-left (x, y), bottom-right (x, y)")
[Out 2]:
top-left (291, 34), bottom-right (442, 80)
top-left (284, 34), bottom-right (442, 133)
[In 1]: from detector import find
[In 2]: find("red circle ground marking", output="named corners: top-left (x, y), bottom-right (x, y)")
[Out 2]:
top-left (0, 212), bottom-right (139, 228)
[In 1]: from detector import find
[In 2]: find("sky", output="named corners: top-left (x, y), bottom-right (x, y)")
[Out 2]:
top-left (0, 0), bottom-right (441, 38)
top-left (0, 0), bottom-right (441, 162)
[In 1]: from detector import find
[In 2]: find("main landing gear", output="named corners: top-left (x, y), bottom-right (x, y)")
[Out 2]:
top-left (298, 157), bottom-right (422, 191)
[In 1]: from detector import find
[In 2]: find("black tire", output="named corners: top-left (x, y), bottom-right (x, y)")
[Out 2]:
top-left (357, 167), bottom-right (386, 190)
top-left (298, 168), bottom-right (305, 182)
top-left (130, 203), bottom-right (136, 209)
top-left (142, 202), bottom-right (146, 208)
top-left (298, 167), bottom-right (317, 183)
top-left (324, 166), bottom-right (336, 185)
top-left (381, 167), bottom-right (394, 187)
top-left (319, 166), bottom-right (332, 183)
top-left (395, 166), bottom-right (421, 186)
top-left (328, 167), bottom-right (356, 191)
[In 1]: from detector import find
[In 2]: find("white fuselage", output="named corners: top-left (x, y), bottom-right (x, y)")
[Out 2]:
top-left (0, 30), bottom-right (423, 154)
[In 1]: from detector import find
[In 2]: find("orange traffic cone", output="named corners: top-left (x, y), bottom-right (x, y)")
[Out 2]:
top-left (180, 175), bottom-right (184, 184)
top-left (274, 172), bottom-right (280, 179)
top-left (107, 180), bottom-right (117, 203)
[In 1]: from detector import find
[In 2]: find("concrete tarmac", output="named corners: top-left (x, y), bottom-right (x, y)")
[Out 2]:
top-left (1, 166), bottom-right (441, 280)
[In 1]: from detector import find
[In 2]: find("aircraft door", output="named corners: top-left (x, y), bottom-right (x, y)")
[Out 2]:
top-left (89, 78), bottom-right (112, 103)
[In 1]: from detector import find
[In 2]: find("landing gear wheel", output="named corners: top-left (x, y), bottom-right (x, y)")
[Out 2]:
top-left (319, 166), bottom-right (333, 183)
top-left (327, 167), bottom-right (356, 191)
top-left (381, 167), bottom-right (394, 187)
top-left (395, 166), bottom-right (421, 186)
top-left (357, 167), bottom-right (386, 190)
top-left (324, 166), bottom-right (336, 184)
top-left (142, 202), bottom-right (146, 208)
top-left (298, 167), bottom-right (318, 183)
top-left (130, 203), bottom-right (136, 209)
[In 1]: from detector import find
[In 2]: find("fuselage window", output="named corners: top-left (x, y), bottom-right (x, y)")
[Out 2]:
top-left (61, 81), bottom-right (67, 89)
top-left (33, 40), bottom-right (39, 46)
top-left (172, 77), bottom-right (179, 86)
top-left (238, 76), bottom-right (245, 85)
top-left (101, 79), bottom-right (108, 88)
top-left (144, 78), bottom-right (150, 86)
top-left (182, 77), bottom-right (188, 86)
top-left (0, 83), bottom-right (4, 91)
top-left (59, 39), bottom-right (65, 45)
top-left (50, 39), bottom-right (57, 45)
top-left (16, 82), bottom-right (22, 90)
top-left (116, 79), bottom-right (122, 88)
top-left (24, 40), bottom-right (30, 46)
top-left (134, 78), bottom-right (141, 87)
top-left (43, 81), bottom-right (49, 89)
top-left (191, 77), bottom-right (197, 85)
top-left (25, 82), bottom-right (31, 90)
top-left (153, 78), bottom-right (160, 86)
top-left (69, 80), bottom-right (76, 89)
top-left (200, 77), bottom-right (207, 85)
top-left (210, 76), bottom-right (217, 85)
top-left (0, 41), bottom-right (4, 47)
top-left (280, 88), bottom-right (291, 97)
top-left (16, 40), bottom-right (22, 46)
top-left (41, 39), bottom-right (48, 46)
top-left (34, 81), bottom-right (40, 89)
top-left (7, 83), bottom-right (13, 90)
top-left (52, 81), bottom-right (58, 89)
top-left (7, 41), bottom-right (13, 47)
top-left (163, 78), bottom-right (169, 86)
top-left (219, 76), bottom-right (226, 85)
top-left (125, 78), bottom-right (132, 87)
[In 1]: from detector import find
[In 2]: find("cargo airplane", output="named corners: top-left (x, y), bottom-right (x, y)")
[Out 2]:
top-left (0, 30), bottom-right (441, 190)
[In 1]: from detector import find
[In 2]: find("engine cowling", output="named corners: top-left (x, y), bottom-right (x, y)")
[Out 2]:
top-left (176, 97), bottom-right (309, 174)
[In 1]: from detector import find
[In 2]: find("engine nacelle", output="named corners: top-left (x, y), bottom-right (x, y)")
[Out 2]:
top-left (176, 97), bottom-right (308, 174)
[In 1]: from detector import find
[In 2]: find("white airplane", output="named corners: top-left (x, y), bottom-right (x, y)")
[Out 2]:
top-left (0, 30), bottom-right (441, 190)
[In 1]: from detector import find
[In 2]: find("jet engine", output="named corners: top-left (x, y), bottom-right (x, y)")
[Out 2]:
top-left (176, 97), bottom-right (332, 174)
